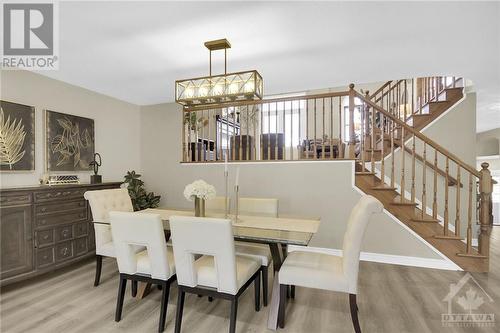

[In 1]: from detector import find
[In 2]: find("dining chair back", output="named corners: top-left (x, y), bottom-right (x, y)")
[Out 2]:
top-left (342, 195), bottom-right (384, 294)
top-left (205, 196), bottom-right (230, 214)
top-left (170, 215), bottom-right (261, 333)
top-left (170, 216), bottom-right (238, 294)
top-left (239, 197), bottom-right (278, 217)
top-left (234, 197), bottom-right (277, 306)
top-left (110, 211), bottom-right (173, 280)
top-left (109, 211), bottom-right (176, 332)
top-left (277, 195), bottom-right (383, 333)
top-left (84, 188), bottom-right (137, 286)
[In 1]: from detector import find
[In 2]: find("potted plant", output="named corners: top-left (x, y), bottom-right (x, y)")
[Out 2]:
top-left (123, 170), bottom-right (161, 211)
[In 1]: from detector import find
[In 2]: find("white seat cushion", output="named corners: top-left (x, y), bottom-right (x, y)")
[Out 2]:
top-left (136, 247), bottom-right (176, 278)
top-left (234, 242), bottom-right (271, 266)
top-left (278, 251), bottom-right (349, 293)
top-left (194, 255), bottom-right (260, 293)
top-left (97, 242), bottom-right (145, 258)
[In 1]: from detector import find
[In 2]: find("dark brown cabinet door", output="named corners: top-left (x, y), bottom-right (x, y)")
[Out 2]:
top-left (0, 205), bottom-right (33, 279)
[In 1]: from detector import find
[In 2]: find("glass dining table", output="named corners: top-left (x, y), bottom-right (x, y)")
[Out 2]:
top-left (133, 208), bottom-right (321, 330)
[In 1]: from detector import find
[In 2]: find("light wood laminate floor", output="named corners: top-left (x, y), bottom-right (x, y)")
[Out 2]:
top-left (1, 228), bottom-right (499, 333)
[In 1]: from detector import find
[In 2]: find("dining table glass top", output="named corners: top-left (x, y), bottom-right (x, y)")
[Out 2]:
top-left (138, 208), bottom-right (321, 246)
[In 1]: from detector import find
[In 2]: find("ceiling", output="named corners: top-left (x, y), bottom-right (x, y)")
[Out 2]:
top-left (38, 1), bottom-right (499, 132)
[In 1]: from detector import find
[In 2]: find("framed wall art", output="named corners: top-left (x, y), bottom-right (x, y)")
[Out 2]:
top-left (45, 110), bottom-right (95, 172)
top-left (0, 100), bottom-right (35, 172)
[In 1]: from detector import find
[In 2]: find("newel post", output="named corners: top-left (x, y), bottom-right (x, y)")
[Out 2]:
top-left (348, 83), bottom-right (356, 159)
top-left (478, 162), bottom-right (493, 258)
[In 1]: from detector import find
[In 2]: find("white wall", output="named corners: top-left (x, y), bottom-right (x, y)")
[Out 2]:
top-left (0, 70), bottom-right (141, 187)
top-left (140, 101), bottom-right (442, 260)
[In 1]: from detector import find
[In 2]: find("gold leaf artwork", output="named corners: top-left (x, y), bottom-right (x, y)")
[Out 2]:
top-left (0, 107), bottom-right (26, 170)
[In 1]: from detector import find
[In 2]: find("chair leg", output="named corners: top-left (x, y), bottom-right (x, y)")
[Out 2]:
top-left (131, 280), bottom-right (137, 297)
top-left (262, 266), bottom-right (268, 307)
top-left (94, 255), bottom-right (103, 287)
top-left (115, 275), bottom-right (127, 322)
top-left (290, 285), bottom-right (295, 299)
top-left (158, 282), bottom-right (170, 332)
top-left (229, 298), bottom-right (238, 333)
top-left (174, 290), bottom-right (185, 333)
top-left (208, 296), bottom-right (214, 302)
top-left (349, 294), bottom-right (361, 333)
top-left (278, 284), bottom-right (287, 328)
top-left (254, 271), bottom-right (261, 312)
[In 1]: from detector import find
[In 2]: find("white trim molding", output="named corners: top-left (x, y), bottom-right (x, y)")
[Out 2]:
top-left (287, 245), bottom-right (462, 271)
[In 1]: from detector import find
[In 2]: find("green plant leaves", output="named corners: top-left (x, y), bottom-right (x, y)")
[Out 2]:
top-left (123, 170), bottom-right (161, 211)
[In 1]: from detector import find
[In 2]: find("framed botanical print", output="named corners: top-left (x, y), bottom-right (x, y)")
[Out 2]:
top-left (0, 100), bottom-right (35, 172)
top-left (45, 110), bottom-right (95, 172)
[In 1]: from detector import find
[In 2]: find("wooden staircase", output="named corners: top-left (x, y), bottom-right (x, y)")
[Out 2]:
top-left (355, 168), bottom-right (488, 272)
top-left (350, 79), bottom-right (493, 272)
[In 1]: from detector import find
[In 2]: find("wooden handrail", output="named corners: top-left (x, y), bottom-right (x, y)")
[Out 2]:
top-left (355, 91), bottom-right (481, 178)
top-left (402, 146), bottom-right (462, 187)
top-left (184, 90), bottom-right (350, 112)
top-left (369, 80), bottom-right (393, 99)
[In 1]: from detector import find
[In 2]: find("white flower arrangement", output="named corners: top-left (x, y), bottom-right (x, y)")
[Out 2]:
top-left (183, 180), bottom-right (216, 201)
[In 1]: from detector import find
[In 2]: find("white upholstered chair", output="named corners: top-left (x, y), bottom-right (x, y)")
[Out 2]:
top-left (205, 196), bottom-right (230, 214)
top-left (170, 216), bottom-right (261, 333)
top-left (110, 212), bottom-right (176, 333)
top-left (234, 197), bottom-right (277, 306)
top-left (84, 188), bottom-right (144, 286)
top-left (278, 195), bottom-right (383, 333)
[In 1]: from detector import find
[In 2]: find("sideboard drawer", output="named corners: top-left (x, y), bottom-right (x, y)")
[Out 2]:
top-left (0, 193), bottom-right (32, 206)
top-left (74, 222), bottom-right (88, 237)
top-left (35, 209), bottom-right (87, 227)
top-left (55, 241), bottom-right (74, 262)
top-left (34, 188), bottom-right (86, 203)
top-left (55, 225), bottom-right (73, 242)
top-left (36, 247), bottom-right (55, 268)
top-left (75, 237), bottom-right (88, 256)
top-left (35, 200), bottom-right (86, 215)
top-left (36, 229), bottom-right (55, 248)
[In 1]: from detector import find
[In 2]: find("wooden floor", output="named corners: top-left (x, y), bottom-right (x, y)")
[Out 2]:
top-left (1, 228), bottom-right (499, 333)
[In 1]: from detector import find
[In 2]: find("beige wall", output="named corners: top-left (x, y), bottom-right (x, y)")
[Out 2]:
top-left (140, 101), bottom-right (442, 259)
top-left (476, 128), bottom-right (500, 171)
top-left (0, 71), bottom-right (141, 187)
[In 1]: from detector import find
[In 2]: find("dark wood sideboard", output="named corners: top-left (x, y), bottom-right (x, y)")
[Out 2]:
top-left (0, 182), bottom-right (122, 286)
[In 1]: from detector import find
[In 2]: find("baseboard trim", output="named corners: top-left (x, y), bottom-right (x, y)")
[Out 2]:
top-left (287, 245), bottom-right (462, 271)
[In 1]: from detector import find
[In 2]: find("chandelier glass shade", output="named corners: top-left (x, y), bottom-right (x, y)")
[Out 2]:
top-left (175, 70), bottom-right (263, 106)
top-left (175, 39), bottom-right (263, 107)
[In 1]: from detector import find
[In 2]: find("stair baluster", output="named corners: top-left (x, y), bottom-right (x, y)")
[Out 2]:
top-left (455, 167), bottom-right (461, 238)
top-left (400, 127), bottom-right (406, 202)
top-left (432, 150), bottom-right (438, 219)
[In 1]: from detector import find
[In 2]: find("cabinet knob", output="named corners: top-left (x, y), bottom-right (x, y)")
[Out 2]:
top-left (62, 230), bottom-right (69, 237)
top-left (41, 207), bottom-right (47, 212)
top-left (43, 255), bottom-right (48, 260)
top-left (61, 248), bottom-right (69, 256)
top-left (43, 234), bottom-right (49, 240)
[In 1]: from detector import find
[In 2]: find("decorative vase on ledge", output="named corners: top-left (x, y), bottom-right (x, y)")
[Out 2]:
top-left (194, 197), bottom-right (205, 217)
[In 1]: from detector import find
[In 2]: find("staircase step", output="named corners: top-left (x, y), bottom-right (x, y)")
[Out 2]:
top-left (411, 217), bottom-right (439, 223)
top-left (355, 171), bottom-right (375, 176)
top-left (391, 197), bottom-right (418, 206)
top-left (371, 185), bottom-right (397, 191)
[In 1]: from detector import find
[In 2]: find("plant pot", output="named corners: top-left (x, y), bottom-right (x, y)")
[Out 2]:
top-left (194, 197), bottom-right (205, 217)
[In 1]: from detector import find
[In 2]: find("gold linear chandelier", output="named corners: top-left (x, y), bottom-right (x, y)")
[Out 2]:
top-left (175, 39), bottom-right (263, 107)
